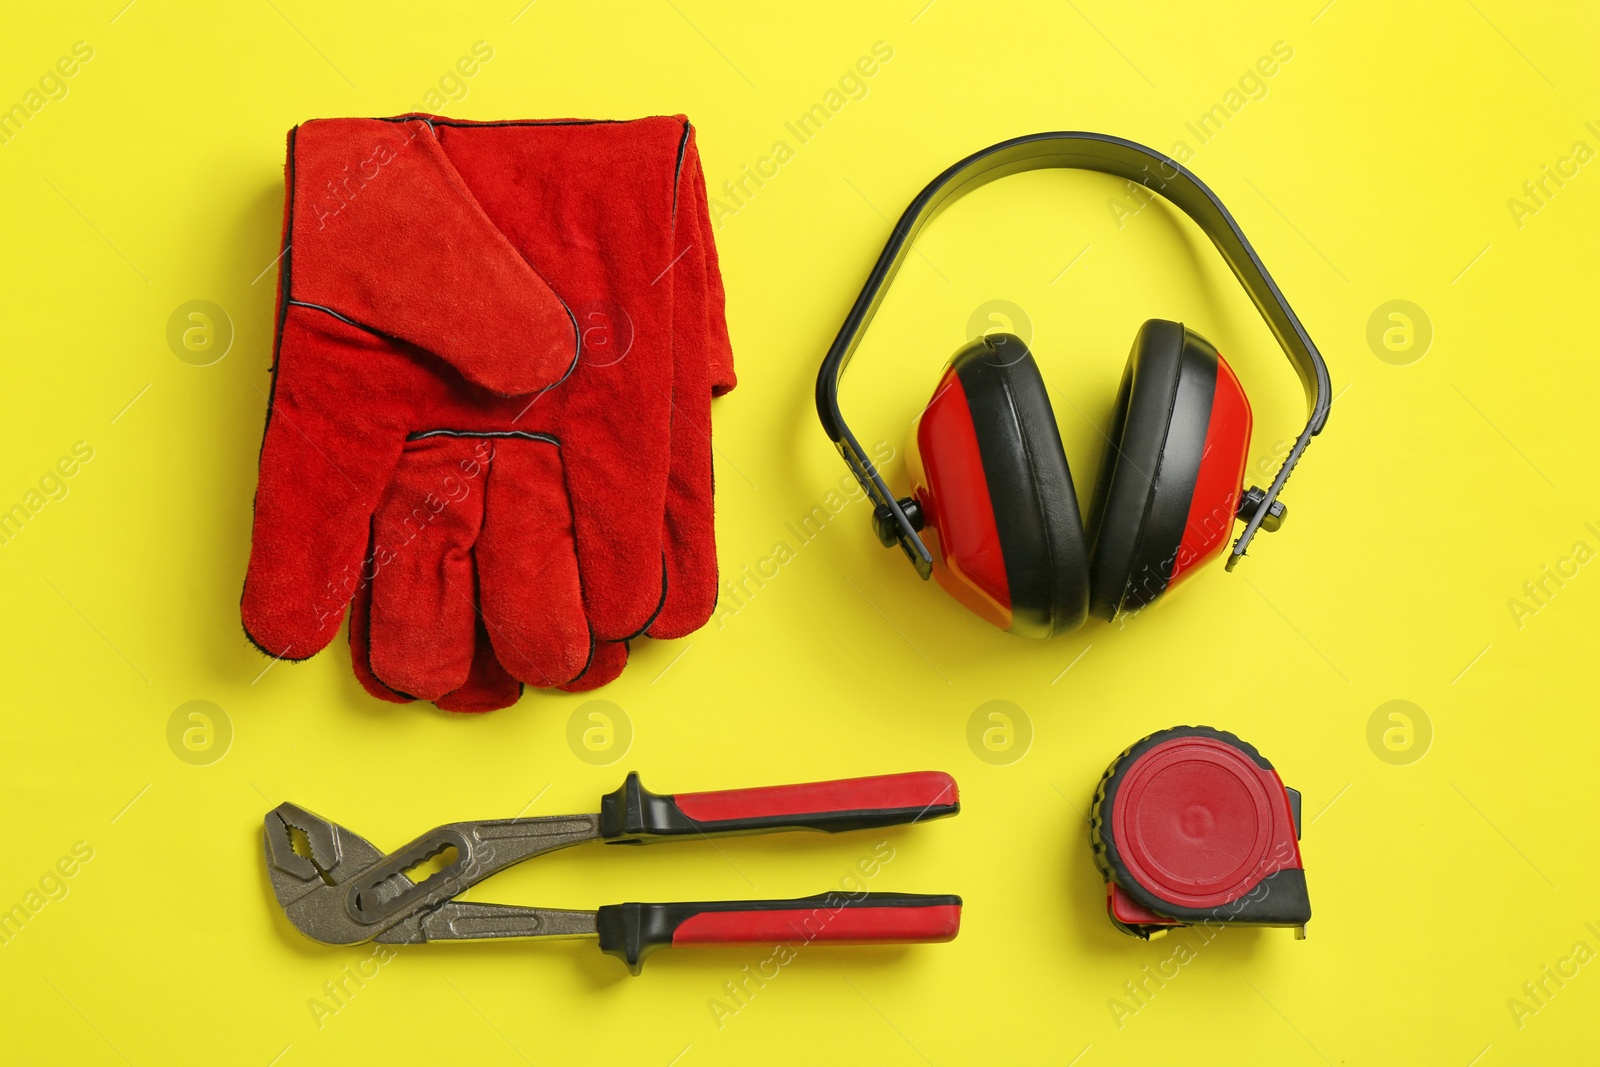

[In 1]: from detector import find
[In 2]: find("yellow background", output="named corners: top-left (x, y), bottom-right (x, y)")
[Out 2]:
top-left (2, 1), bottom-right (1597, 1063)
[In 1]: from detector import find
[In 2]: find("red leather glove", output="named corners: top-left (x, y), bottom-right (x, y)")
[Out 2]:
top-left (243, 116), bottom-right (733, 705)
top-left (348, 144), bottom-right (735, 711)
top-left (378, 122), bottom-right (736, 711)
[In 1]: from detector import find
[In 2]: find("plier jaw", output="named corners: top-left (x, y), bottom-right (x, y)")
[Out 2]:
top-left (262, 803), bottom-right (390, 945)
top-left (263, 803), bottom-right (343, 894)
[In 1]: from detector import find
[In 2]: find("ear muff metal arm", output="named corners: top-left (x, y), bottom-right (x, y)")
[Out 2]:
top-left (815, 131), bottom-right (1332, 577)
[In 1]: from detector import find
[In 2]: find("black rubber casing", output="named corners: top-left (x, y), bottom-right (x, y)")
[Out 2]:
top-left (1087, 320), bottom-right (1218, 620)
top-left (950, 333), bottom-right (1090, 637)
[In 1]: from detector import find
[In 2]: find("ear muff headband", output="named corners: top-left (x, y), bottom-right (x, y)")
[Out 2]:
top-left (815, 131), bottom-right (1332, 578)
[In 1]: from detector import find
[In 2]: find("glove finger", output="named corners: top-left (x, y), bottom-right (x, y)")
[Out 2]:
top-left (557, 640), bottom-right (629, 693)
top-left (549, 321), bottom-right (672, 643)
top-left (358, 558), bottom-right (523, 713)
top-left (559, 402), bottom-right (671, 643)
top-left (347, 557), bottom-right (413, 704)
top-left (242, 308), bottom-right (412, 659)
top-left (649, 245), bottom-right (715, 638)
top-left (366, 436), bottom-right (487, 700)
top-left (434, 615), bottom-right (524, 713)
top-left (651, 137), bottom-right (732, 639)
top-left (684, 129), bottom-right (737, 398)
top-left (477, 437), bottom-right (591, 687)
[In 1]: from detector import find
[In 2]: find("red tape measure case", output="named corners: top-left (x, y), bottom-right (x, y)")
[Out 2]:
top-left (1090, 726), bottom-right (1311, 938)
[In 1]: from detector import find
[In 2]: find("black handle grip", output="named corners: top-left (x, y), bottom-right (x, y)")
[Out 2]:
top-left (598, 771), bottom-right (960, 843)
top-left (596, 892), bottom-right (963, 974)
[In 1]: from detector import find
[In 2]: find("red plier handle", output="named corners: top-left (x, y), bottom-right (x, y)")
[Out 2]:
top-left (597, 891), bottom-right (961, 974)
top-left (598, 770), bottom-right (959, 841)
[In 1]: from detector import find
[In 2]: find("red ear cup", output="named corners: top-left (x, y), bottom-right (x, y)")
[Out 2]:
top-left (906, 334), bottom-right (1090, 637)
top-left (1087, 320), bottom-right (1251, 619)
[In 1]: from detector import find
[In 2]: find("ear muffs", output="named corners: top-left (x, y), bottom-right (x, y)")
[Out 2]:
top-left (1088, 319), bottom-right (1253, 620)
top-left (908, 322), bottom-right (1252, 636)
top-left (907, 333), bottom-right (1090, 638)
top-left (819, 135), bottom-right (1331, 641)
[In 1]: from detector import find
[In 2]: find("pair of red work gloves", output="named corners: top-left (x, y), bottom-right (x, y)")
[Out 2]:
top-left (241, 115), bottom-right (734, 711)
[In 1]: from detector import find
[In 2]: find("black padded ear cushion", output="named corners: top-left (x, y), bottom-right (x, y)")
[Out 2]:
top-left (1088, 319), bottom-right (1218, 620)
top-left (951, 333), bottom-right (1090, 637)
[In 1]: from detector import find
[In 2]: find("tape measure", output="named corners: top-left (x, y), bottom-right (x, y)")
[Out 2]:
top-left (1090, 726), bottom-right (1311, 939)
